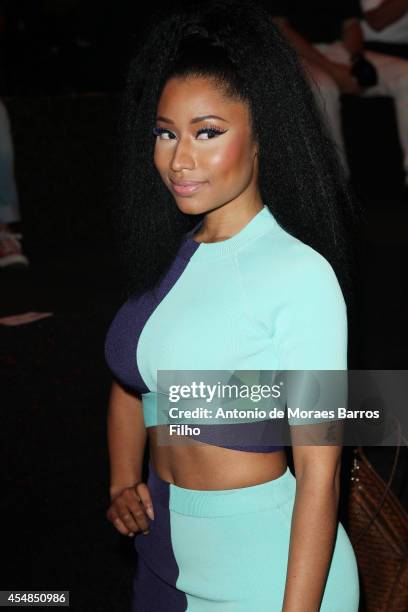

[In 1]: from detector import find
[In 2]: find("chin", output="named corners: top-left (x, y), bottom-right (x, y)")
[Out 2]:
top-left (173, 199), bottom-right (208, 216)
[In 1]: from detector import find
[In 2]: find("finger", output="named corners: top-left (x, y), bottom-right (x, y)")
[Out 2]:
top-left (118, 487), bottom-right (149, 534)
top-left (107, 499), bottom-right (140, 534)
top-left (120, 489), bottom-right (151, 534)
top-left (135, 482), bottom-right (155, 521)
top-left (116, 496), bottom-right (145, 533)
top-left (114, 516), bottom-right (135, 537)
top-left (107, 509), bottom-right (134, 537)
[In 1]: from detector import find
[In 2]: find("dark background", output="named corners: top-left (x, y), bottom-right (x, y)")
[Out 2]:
top-left (0, 2), bottom-right (407, 611)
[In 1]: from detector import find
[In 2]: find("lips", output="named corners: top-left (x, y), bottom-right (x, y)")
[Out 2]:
top-left (170, 179), bottom-right (207, 196)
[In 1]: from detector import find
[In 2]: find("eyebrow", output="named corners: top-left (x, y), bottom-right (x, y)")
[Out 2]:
top-left (156, 114), bottom-right (228, 124)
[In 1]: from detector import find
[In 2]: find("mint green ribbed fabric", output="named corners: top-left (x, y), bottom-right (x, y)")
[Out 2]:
top-left (137, 206), bottom-right (347, 429)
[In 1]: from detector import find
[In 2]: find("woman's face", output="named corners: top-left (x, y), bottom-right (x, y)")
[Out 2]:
top-left (153, 76), bottom-right (258, 216)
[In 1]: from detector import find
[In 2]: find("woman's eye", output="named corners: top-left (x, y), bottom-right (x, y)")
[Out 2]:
top-left (152, 126), bottom-right (226, 140)
top-left (152, 127), bottom-right (175, 140)
top-left (196, 127), bottom-right (226, 140)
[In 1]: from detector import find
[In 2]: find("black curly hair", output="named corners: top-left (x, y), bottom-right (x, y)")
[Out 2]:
top-left (112, 0), bottom-right (363, 324)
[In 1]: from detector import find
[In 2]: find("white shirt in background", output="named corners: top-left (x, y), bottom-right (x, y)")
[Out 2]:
top-left (361, 0), bottom-right (408, 43)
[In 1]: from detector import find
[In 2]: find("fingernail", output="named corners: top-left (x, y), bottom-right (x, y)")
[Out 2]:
top-left (143, 530), bottom-right (150, 536)
top-left (146, 506), bottom-right (155, 521)
top-left (128, 532), bottom-right (134, 537)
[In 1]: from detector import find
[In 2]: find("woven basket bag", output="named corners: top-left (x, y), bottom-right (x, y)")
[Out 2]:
top-left (348, 419), bottom-right (408, 611)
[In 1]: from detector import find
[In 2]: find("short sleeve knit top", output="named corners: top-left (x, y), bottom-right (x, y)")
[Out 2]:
top-left (104, 205), bottom-right (347, 452)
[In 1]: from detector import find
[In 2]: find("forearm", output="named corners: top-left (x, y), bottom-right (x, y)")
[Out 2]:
top-left (282, 476), bottom-right (340, 611)
top-left (342, 19), bottom-right (364, 57)
top-left (272, 18), bottom-right (336, 74)
top-left (365, 0), bottom-right (408, 31)
top-left (107, 380), bottom-right (147, 499)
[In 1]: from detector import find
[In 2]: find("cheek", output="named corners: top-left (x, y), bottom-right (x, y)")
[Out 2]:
top-left (209, 135), bottom-right (251, 177)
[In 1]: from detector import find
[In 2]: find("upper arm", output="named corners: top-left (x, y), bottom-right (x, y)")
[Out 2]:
top-left (275, 250), bottom-right (347, 441)
top-left (275, 249), bottom-right (347, 372)
top-left (274, 249), bottom-right (347, 478)
top-left (108, 379), bottom-right (146, 435)
top-left (109, 378), bottom-right (143, 410)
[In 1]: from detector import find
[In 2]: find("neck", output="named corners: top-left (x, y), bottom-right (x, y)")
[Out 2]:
top-left (193, 192), bottom-right (265, 244)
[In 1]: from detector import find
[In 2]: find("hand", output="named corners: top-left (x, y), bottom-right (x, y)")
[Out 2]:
top-left (328, 63), bottom-right (363, 95)
top-left (106, 481), bottom-right (154, 537)
top-left (351, 54), bottom-right (378, 88)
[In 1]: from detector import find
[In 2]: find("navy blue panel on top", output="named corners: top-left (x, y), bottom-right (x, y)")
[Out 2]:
top-left (104, 231), bottom-right (200, 396)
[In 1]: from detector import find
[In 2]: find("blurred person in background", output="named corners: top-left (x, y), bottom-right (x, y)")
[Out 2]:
top-left (0, 3), bottom-right (28, 267)
top-left (361, 0), bottom-right (408, 58)
top-left (0, 98), bottom-right (29, 268)
top-left (272, 1), bottom-right (408, 192)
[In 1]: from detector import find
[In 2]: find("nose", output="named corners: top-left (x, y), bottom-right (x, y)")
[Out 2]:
top-left (170, 136), bottom-right (196, 172)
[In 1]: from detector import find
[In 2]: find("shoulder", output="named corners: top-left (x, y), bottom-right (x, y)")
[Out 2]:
top-left (237, 225), bottom-right (345, 309)
top-left (236, 226), bottom-right (347, 369)
top-left (280, 237), bottom-right (346, 309)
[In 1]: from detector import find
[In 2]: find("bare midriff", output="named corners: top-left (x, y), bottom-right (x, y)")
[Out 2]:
top-left (147, 426), bottom-right (288, 490)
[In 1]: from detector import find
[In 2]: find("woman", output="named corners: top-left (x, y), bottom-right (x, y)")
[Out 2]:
top-left (104, 1), bottom-right (361, 610)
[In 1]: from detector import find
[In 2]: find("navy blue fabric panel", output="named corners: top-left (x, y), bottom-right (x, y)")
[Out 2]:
top-left (104, 235), bottom-right (200, 395)
top-left (104, 291), bottom-right (157, 395)
top-left (131, 556), bottom-right (187, 612)
top-left (132, 462), bottom-right (187, 611)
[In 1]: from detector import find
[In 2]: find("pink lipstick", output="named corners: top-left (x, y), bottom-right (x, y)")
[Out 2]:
top-left (170, 180), bottom-right (207, 196)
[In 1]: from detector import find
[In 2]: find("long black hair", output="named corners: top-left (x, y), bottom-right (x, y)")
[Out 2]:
top-left (113, 0), bottom-right (363, 320)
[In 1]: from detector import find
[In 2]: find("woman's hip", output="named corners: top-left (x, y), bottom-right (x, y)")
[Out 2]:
top-left (132, 460), bottom-right (359, 610)
top-left (134, 461), bottom-right (295, 593)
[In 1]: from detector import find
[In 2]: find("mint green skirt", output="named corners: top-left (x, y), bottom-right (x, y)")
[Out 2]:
top-left (132, 461), bottom-right (360, 611)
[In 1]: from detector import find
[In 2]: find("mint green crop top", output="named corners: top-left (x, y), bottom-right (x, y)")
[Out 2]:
top-left (104, 205), bottom-right (348, 451)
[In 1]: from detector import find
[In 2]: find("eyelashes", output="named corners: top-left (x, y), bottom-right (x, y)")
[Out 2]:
top-left (152, 125), bottom-right (227, 140)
